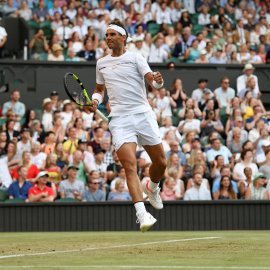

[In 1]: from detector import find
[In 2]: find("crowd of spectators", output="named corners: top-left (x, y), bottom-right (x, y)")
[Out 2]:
top-left (0, 0), bottom-right (270, 63)
top-left (1, 61), bottom-right (270, 202)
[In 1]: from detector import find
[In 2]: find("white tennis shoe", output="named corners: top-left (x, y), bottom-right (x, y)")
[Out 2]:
top-left (142, 179), bottom-right (163, 210)
top-left (136, 211), bottom-right (157, 233)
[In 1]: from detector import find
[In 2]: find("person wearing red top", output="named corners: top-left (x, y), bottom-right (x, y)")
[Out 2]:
top-left (12, 151), bottom-right (40, 183)
top-left (28, 171), bottom-right (54, 202)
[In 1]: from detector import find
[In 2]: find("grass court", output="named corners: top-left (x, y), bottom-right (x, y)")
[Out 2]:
top-left (0, 231), bottom-right (269, 270)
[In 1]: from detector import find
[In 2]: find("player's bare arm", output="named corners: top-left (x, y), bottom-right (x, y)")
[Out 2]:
top-left (145, 71), bottom-right (163, 90)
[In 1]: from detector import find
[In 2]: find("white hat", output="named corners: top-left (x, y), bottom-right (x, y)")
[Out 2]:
top-left (63, 99), bottom-right (71, 106)
top-left (200, 49), bottom-right (207, 55)
top-left (42, 98), bottom-right (52, 107)
top-left (36, 171), bottom-right (49, 178)
top-left (261, 140), bottom-right (270, 147)
top-left (243, 63), bottom-right (255, 71)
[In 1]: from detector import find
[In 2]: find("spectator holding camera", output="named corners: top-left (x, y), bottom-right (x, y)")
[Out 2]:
top-left (29, 29), bottom-right (49, 60)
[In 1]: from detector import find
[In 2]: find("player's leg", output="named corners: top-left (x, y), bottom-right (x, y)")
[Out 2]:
top-left (141, 143), bottom-right (167, 210)
top-left (116, 142), bottom-right (157, 232)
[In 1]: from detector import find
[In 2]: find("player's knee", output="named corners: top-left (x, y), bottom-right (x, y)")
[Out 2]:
top-left (158, 158), bottom-right (167, 172)
top-left (121, 160), bottom-right (137, 173)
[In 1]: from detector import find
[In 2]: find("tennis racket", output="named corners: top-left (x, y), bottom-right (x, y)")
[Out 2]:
top-left (63, 72), bottom-right (108, 123)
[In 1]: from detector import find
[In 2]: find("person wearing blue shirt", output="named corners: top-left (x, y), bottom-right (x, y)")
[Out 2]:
top-left (2, 90), bottom-right (26, 120)
top-left (207, 138), bottom-right (232, 165)
top-left (209, 49), bottom-right (226, 64)
top-left (212, 167), bottom-right (239, 194)
top-left (165, 141), bottom-right (187, 168)
top-left (7, 166), bottom-right (33, 201)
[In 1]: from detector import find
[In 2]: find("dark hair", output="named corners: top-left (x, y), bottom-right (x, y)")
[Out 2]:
top-left (244, 167), bottom-right (252, 175)
top-left (140, 165), bottom-right (150, 180)
top-left (116, 166), bottom-right (124, 174)
top-left (219, 175), bottom-right (235, 199)
top-left (11, 90), bottom-right (20, 94)
top-left (215, 155), bottom-right (223, 161)
top-left (73, 117), bottom-right (83, 128)
top-left (210, 138), bottom-right (219, 145)
top-left (6, 119), bottom-right (15, 129)
top-left (109, 19), bottom-right (128, 46)
top-left (205, 109), bottom-right (215, 120)
top-left (242, 140), bottom-right (252, 150)
top-left (240, 148), bottom-right (252, 160)
top-left (24, 109), bottom-right (35, 126)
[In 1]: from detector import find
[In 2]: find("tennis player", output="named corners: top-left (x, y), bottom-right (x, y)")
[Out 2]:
top-left (89, 20), bottom-right (167, 232)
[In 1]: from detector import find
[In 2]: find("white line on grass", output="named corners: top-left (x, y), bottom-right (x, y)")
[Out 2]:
top-left (0, 237), bottom-right (220, 259)
top-left (0, 266), bottom-right (270, 269)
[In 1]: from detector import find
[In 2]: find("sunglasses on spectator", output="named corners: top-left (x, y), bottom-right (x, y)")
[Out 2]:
top-left (223, 81), bottom-right (230, 84)
top-left (91, 182), bottom-right (99, 185)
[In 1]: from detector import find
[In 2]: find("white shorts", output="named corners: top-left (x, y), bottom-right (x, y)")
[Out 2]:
top-left (109, 110), bottom-right (162, 151)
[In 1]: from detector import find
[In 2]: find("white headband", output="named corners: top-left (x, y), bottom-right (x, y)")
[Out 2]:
top-left (106, 24), bottom-right (133, 42)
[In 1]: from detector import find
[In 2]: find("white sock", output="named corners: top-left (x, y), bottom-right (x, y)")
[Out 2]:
top-left (134, 201), bottom-right (146, 213)
top-left (148, 180), bottom-right (159, 192)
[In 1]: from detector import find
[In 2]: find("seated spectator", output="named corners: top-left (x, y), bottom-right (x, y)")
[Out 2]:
top-left (41, 131), bottom-right (56, 155)
top-left (213, 175), bottom-right (237, 200)
top-left (148, 37), bottom-right (169, 63)
top-left (30, 119), bottom-right (45, 144)
top-left (237, 43), bottom-right (251, 64)
top-left (214, 77), bottom-right (235, 108)
top-left (130, 38), bottom-right (148, 60)
top-left (3, 0), bottom-right (17, 17)
top-left (44, 153), bottom-right (61, 187)
top-left (16, 128), bottom-right (31, 159)
top-left (82, 177), bottom-right (106, 202)
top-left (48, 43), bottom-right (64, 61)
top-left (198, 6), bottom-right (210, 25)
top-left (76, 40), bottom-right (96, 61)
top-left (164, 153), bottom-right (183, 180)
top-left (187, 149), bottom-right (206, 169)
top-left (170, 79), bottom-right (187, 112)
top-left (12, 151), bottom-right (40, 183)
top-left (182, 131), bottom-right (197, 154)
top-left (36, 98), bottom-right (53, 132)
top-left (7, 166), bottom-right (33, 201)
top-left (184, 39), bottom-right (200, 63)
top-left (259, 149), bottom-right (270, 181)
top-left (186, 163), bottom-right (210, 190)
top-left (58, 165), bottom-right (85, 200)
top-left (250, 24), bottom-right (262, 45)
top-left (18, 0), bottom-right (33, 21)
top-left (29, 29), bottom-right (49, 60)
top-left (172, 32), bottom-right (189, 60)
top-left (5, 122), bottom-right (19, 144)
top-left (66, 1), bottom-right (77, 22)
top-left (153, 87), bottom-right (176, 120)
top-left (32, 0), bottom-right (50, 23)
top-left (110, 166), bottom-right (128, 192)
top-left (232, 19), bottom-right (250, 45)
top-left (184, 173), bottom-right (211, 200)
top-left (2, 90), bottom-right (26, 120)
top-left (110, 0), bottom-right (127, 22)
top-left (226, 116), bottom-right (248, 143)
top-left (205, 15), bottom-right (222, 33)
top-left (72, 17), bottom-right (87, 40)
top-left (178, 108), bottom-right (201, 136)
top-left (238, 77), bottom-right (260, 101)
top-left (31, 141), bottom-right (46, 170)
top-left (1, 141), bottom-right (19, 173)
top-left (257, 44), bottom-right (266, 63)
top-left (88, 126), bottom-right (104, 152)
top-left (56, 18), bottom-right (72, 48)
top-left (227, 127), bottom-right (244, 156)
top-left (201, 98), bottom-right (219, 120)
top-left (212, 166), bottom-right (238, 194)
top-left (248, 48), bottom-right (263, 64)
top-left (239, 167), bottom-right (253, 198)
top-left (233, 149), bottom-right (258, 185)
top-left (66, 150), bottom-right (89, 185)
top-left (195, 49), bottom-right (209, 63)
top-left (159, 116), bottom-right (181, 143)
top-left (51, 11), bottom-right (62, 34)
top-left (192, 79), bottom-right (213, 105)
top-left (89, 147), bottom-right (107, 184)
top-left (106, 150), bottom-right (122, 186)
top-left (108, 179), bottom-right (131, 201)
top-left (48, 0), bottom-right (62, 20)
top-left (54, 142), bottom-right (68, 170)
top-left (160, 177), bottom-right (181, 201)
top-left (248, 118), bottom-right (268, 142)
top-left (210, 155), bottom-right (225, 185)
top-left (164, 27), bottom-right (177, 53)
top-left (2, 111), bottom-right (21, 132)
top-left (180, 10), bottom-right (193, 30)
top-left (200, 110), bottom-right (224, 138)
top-left (245, 173), bottom-right (268, 200)
top-left (234, 1), bottom-right (245, 21)
top-left (209, 48), bottom-right (226, 64)
top-left (63, 126), bottom-right (78, 155)
top-left (68, 32), bottom-right (84, 54)
top-left (206, 138), bottom-right (232, 166)
top-left (28, 171), bottom-right (54, 202)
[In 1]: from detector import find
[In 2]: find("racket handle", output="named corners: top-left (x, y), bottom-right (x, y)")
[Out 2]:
top-left (96, 109), bottom-right (108, 123)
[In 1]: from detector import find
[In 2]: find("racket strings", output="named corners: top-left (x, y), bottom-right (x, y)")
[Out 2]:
top-left (66, 75), bottom-right (87, 105)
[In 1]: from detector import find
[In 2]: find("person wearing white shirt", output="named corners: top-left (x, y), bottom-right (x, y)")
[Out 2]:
top-left (182, 0), bottom-right (196, 14)
top-left (178, 108), bottom-right (201, 136)
top-left (110, 0), bottom-right (127, 22)
top-left (214, 77), bottom-right (235, 108)
top-left (156, 2), bottom-right (172, 24)
top-left (94, 0), bottom-right (110, 17)
top-left (130, 38), bottom-right (149, 60)
top-left (72, 17), bottom-right (88, 40)
top-left (148, 37), bottom-right (168, 63)
top-left (16, 129), bottom-right (32, 161)
top-left (184, 173), bottom-right (212, 200)
top-left (153, 88), bottom-right (176, 119)
top-left (198, 7), bottom-right (210, 25)
top-left (0, 25), bottom-right (7, 58)
top-left (236, 63), bottom-right (259, 95)
top-left (132, 24), bottom-right (145, 41)
top-left (66, 2), bottom-right (77, 21)
top-left (151, 0), bottom-right (162, 14)
top-left (56, 18), bottom-right (72, 43)
top-left (191, 79), bottom-right (213, 103)
top-left (171, 2), bottom-right (182, 24)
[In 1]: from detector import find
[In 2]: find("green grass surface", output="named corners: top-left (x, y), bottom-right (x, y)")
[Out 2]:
top-left (0, 231), bottom-right (269, 270)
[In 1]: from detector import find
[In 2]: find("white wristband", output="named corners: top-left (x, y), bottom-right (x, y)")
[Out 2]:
top-left (153, 79), bottom-right (164, 89)
top-left (92, 93), bottom-right (103, 106)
